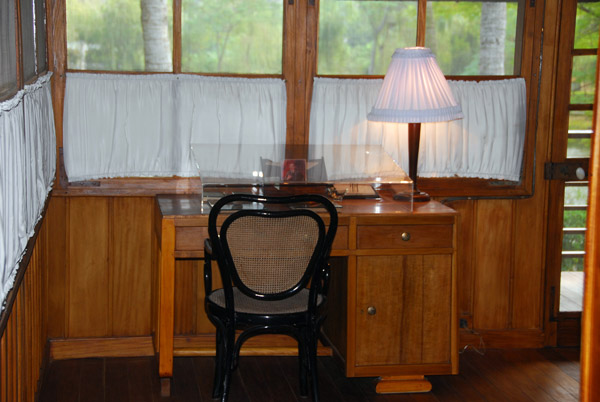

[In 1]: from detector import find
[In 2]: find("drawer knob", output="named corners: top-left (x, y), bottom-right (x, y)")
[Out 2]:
top-left (367, 306), bottom-right (377, 315)
top-left (401, 232), bottom-right (411, 241)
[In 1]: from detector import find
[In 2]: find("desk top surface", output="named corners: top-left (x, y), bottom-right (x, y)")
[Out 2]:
top-left (156, 191), bottom-right (456, 220)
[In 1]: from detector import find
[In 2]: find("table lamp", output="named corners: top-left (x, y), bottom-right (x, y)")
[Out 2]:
top-left (368, 47), bottom-right (463, 202)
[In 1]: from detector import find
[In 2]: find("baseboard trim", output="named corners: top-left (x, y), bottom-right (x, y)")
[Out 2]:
top-left (460, 329), bottom-right (545, 349)
top-left (49, 334), bottom-right (332, 360)
top-left (49, 336), bottom-right (155, 360)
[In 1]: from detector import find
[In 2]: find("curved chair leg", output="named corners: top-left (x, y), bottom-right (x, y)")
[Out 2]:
top-left (308, 329), bottom-right (320, 402)
top-left (298, 335), bottom-right (308, 397)
top-left (212, 328), bottom-right (225, 399)
top-left (220, 327), bottom-right (236, 402)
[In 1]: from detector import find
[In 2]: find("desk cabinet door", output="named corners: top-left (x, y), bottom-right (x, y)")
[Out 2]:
top-left (355, 254), bottom-right (453, 367)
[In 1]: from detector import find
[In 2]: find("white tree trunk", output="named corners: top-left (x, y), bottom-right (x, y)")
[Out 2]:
top-left (479, 3), bottom-right (506, 75)
top-left (140, 0), bottom-right (171, 71)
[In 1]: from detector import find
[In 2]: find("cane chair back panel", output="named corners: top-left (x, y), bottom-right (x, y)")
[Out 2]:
top-left (223, 214), bottom-right (321, 296)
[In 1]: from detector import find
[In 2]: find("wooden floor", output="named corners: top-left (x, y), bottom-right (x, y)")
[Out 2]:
top-left (560, 271), bottom-right (584, 312)
top-left (38, 348), bottom-right (580, 402)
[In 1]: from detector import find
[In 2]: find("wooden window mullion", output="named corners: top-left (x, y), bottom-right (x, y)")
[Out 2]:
top-left (417, 0), bottom-right (427, 47)
top-left (173, 0), bottom-right (181, 74)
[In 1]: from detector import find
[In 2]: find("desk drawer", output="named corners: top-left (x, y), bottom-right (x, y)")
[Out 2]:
top-left (332, 226), bottom-right (348, 250)
top-left (176, 227), bottom-right (209, 251)
top-left (176, 225), bottom-right (347, 252)
top-left (357, 225), bottom-right (452, 249)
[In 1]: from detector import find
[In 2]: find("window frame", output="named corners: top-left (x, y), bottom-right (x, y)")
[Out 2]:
top-left (52, 0), bottom-right (542, 197)
top-left (0, 0), bottom-right (49, 102)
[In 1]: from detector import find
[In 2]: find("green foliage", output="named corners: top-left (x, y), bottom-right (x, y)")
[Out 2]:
top-left (562, 257), bottom-right (584, 272)
top-left (564, 186), bottom-right (589, 206)
top-left (64, 0), bottom-right (598, 77)
top-left (567, 138), bottom-right (591, 158)
top-left (318, 1), bottom-right (520, 75)
top-left (561, 210), bottom-right (587, 273)
top-left (570, 55), bottom-right (597, 104)
top-left (564, 209), bottom-right (587, 228)
top-left (562, 233), bottom-right (585, 251)
top-left (318, 1), bottom-right (417, 75)
top-left (67, 0), bottom-right (147, 70)
top-left (182, 0), bottom-right (282, 74)
top-left (427, 3), bottom-right (481, 75)
top-left (575, 3), bottom-right (600, 49)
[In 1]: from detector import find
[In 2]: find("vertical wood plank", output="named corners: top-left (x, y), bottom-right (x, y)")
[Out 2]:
top-left (172, 0), bottom-right (181, 74)
top-left (283, 0), bottom-right (296, 144)
top-left (112, 197), bottom-right (153, 336)
top-left (512, 191), bottom-right (547, 329)
top-left (446, 199), bottom-right (475, 323)
top-left (422, 254), bottom-right (452, 363)
top-left (46, 196), bottom-right (67, 338)
top-left (68, 197), bottom-right (110, 337)
top-left (579, 14), bottom-right (600, 400)
top-left (473, 199), bottom-right (513, 329)
top-left (8, 312), bottom-right (15, 402)
top-left (302, 0), bottom-right (319, 145)
top-left (355, 256), bottom-right (404, 366)
top-left (416, 0), bottom-right (427, 46)
top-left (542, 0), bottom-right (575, 346)
top-left (158, 218), bottom-right (176, 378)
top-left (292, 0), bottom-right (308, 145)
top-left (399, 256), bottom-right (424, 365)
top-left (15, 294), bottom-right (22, 402)
top-left (174, 259), bottom-right (197, 335)
top-left (1, 332), bottom-right (6, 402)
top-left (46, 0), bottom-right (67, 186)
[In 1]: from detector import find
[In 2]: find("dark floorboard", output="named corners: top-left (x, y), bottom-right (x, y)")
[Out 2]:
top-left (38, 348), bottom-right (580, 402)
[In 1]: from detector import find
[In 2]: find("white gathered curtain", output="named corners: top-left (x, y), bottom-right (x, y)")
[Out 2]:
top-left (310, 77), bottom-right (527, 182)
top-left (63, 73), bottom-right (287, 181)
top-left (0, 72), bottom-right (56, 309)
top-left (63, 74), bottom-right (525, 183)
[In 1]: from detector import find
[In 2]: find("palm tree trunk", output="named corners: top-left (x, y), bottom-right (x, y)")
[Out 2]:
top-left (479, 3), bottom-right (506, 75)
top-left (140, 0), bottom-right (171, 71)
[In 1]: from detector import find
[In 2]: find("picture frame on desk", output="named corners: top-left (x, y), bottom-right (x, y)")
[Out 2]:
top-left (282, 159), bottom-right (307, 182)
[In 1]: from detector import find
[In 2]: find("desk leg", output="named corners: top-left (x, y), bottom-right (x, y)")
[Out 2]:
top-left (158, 219), bottom-right (176, 397)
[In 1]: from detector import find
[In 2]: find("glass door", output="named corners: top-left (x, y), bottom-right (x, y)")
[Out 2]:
top-left (548, 0), bottom-right (599, 346)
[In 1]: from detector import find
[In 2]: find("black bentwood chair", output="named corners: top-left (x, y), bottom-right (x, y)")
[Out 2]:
top-left (203, 194), bottom-right (338, 402)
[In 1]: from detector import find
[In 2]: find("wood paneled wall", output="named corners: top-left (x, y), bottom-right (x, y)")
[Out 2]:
top-left (0, 211), bottom-right (49, 401)
top-left (42, 0), bottom-right (566, 354)
top-left (46, 196), bottom-right (154, 339)
top-left (46, 192), bottom-right (549, 353)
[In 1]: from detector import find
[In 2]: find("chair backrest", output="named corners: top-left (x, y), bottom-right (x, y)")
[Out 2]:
top-left (208, 194), bottom-right (338, 301)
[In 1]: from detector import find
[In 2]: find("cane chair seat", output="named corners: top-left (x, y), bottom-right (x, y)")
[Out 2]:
top-left (207, 288), bottom-right (324, 315)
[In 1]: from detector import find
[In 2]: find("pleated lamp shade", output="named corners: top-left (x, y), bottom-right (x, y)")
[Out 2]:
top-left (368, 47), bottom-right (463, 123)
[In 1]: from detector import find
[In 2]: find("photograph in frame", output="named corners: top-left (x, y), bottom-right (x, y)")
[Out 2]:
top-left (282, 159), bottom-right (307, 182)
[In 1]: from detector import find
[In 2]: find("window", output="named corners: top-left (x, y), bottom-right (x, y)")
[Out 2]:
top-left (318, 0), bottom-right (525, 76)
top-left (0, 0), bottom-right (17, 99)
top-left (35, 0), bottom-right (48, 73)
top-left (566, 4), bottom-right (600, 158)
top-left (66, 0), bottom-right (173, 71)
top-left (0, 0), bottom-right (47, 99)
top-left (66, 0), bottom-right (284, 74)
top-left (552, 0), bottom-right (600, 313)
top-left (20, 0), bottom-right (36, 82)
top-left (181, 0), bottom-right (283, 74)
top-left (318, 0), bottom-right (417, 75)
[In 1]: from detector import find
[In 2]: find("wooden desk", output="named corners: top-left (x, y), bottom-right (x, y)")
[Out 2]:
top-left (154, 192), bottom-right (458, 396)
